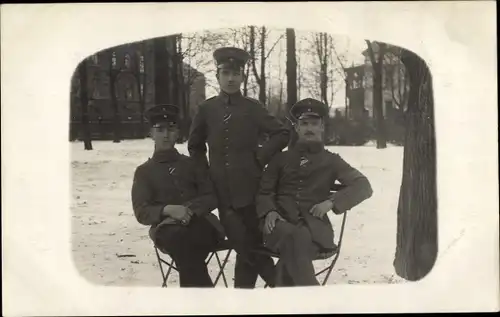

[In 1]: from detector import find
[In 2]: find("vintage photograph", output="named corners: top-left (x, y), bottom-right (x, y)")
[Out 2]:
top-left (70, 25), bottom-right (437, 288)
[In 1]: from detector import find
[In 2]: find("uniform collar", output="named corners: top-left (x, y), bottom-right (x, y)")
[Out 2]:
top-left (294, 141), bottom-right (324, 155)
top-left (218, 90), bottom-right (243, 105)
top-left (151, 148), bottom-right (180, 163)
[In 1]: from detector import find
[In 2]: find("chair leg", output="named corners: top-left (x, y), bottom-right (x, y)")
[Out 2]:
top-left (155, 248), bottom-right (168, 288)
top-left (264, 258), bottom-right (281, 288)
top-left (320, 254), bottom-right (340, 286)
top-left (162, 257), bottom-right (176, 288)
top-left (205, 252), bottom-right (215, 265)
top-left (213, 249), bottom-right (232, 287)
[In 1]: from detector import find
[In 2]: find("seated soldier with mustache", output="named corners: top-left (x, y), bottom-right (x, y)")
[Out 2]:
top-left (256, 98), bottom-right (373, 286)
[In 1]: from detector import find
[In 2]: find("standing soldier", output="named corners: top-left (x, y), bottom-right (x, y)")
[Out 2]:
top-left (256, 98), bottom-right (373, 286)
top-left (132, 104), bottom-right (224, 288)
top-left (188, 47), bottom-right (290, 288)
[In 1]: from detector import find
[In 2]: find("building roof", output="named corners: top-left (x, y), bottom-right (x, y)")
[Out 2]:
top-left (361, 42), bottom-right (402, 57)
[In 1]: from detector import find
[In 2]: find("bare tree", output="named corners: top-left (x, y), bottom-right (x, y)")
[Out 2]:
top-left (108, 49), bottom-right (122, 143)
top-left (286, 28), bottom-right (298, 147)
top-left (365, 40), bottom-right (388, 149)
top-left (228, 27), bottom-right (252, 96)
top-left (169, 35), bottom-right (180, 107)
top-left (300, 32), bottom-right (345, 111)
top-left (330, 41), bottom-right (349, 115)
top-left (286, 28), bottom-right (297, 109)
top-left (296, 36), bottom-right (302, 101)
top-left (393, 48), bottom-right (437, 281)
top-left (76, 59), bottom-right (93, 150)
top-left (277, 37), bottom-right (285, 110)
top-left (250, 26), bottom-right (285, 104)
top-left (153, 36), bottom-right (171, 105)
top-left (316, 33), bottom-right (329, 106)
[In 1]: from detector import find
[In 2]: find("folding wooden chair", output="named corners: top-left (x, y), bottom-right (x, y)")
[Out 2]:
top-left (154, 239), bottom-right (233, 287)
top-left (254, 185), bottom-right (349, 287)
top-left (254, 212), bottom-right (347, 287)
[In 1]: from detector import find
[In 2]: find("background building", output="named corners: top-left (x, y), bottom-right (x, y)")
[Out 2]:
top-left (344, 43), bottom-right (408, 124)
top-left (70, 39), bottom-right (206, 141)
top-left (361, 43), bottom-right (408, 122)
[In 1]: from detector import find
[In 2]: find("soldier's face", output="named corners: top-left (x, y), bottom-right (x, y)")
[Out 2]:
top-left (295, 117), bottom-right (324, 143)
top-left (217, 68), bottom-right (243, 94)
top-left (151, 124), bottom-right (178, 150)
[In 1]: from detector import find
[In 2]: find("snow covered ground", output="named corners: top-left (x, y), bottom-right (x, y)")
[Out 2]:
top-left (70, 139), bottom-right (407, 287)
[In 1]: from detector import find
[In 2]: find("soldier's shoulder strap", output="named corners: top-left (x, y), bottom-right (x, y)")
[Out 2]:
top-left (202, 95), bottom-right (217, 103)
top-left (133, 160), bottom-right (150, 177)
top-left (197, 95), bottom-right (218, 109)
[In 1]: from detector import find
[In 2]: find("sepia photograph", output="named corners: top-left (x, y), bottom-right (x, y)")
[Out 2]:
top-left (70, 26), bottom-right (436, 288)
top-left (3, 2), bottom-right (498, 315)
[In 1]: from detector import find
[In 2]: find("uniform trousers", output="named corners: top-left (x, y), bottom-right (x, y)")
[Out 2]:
top-left (264, 220), bottom-right (321, 287)
top-left (219, 204), bottom-right (276, 288)
top-left (155, 217), bottom-right (221, 287)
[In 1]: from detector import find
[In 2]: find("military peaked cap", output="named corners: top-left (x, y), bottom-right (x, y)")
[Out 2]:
top-left (146, 104), bottom-right (180, 127)
top-left (213, 47), bottom-right (250, 70)
top-left (290, 98), bottom-right (329, 121)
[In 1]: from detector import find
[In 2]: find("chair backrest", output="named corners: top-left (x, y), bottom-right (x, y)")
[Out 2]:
top-left (330, 185), bottom-right (348, 249)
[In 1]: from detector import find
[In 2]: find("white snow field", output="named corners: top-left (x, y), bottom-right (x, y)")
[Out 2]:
top-left (70, 139), bottom-right (407, 287)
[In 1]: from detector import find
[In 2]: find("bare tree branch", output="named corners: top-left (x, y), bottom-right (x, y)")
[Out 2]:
top-left (265, 33), bottom-right (285, 60)
top-left (249, 26), bottom-right (261, 84)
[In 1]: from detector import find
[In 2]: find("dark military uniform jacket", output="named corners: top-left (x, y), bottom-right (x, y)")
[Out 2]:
top-left (256, 142), bottom-right (373, 250)
top-left (131, 148), bottom-right (223, 242)
top-left (188, 91), bottom-right (290, 210)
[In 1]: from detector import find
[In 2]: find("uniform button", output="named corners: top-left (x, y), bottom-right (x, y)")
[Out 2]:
top-left (225, 162), bottom-right (229, 166)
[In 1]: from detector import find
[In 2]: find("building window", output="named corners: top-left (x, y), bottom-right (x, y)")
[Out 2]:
top-left (91, 54), bottom-right (99, 65)
top-left (139, 55), bottom-right (145, 73)
top-left (351, 72), bottom-right (362, 89)
top-left (111, 51), bottom-right (117, 68)
top-left (124, 54), bottom-right (131, 69)
top-left (91, 75), bottom-right (100, 99)
top-left (124, 83), bottom-right (134, 100)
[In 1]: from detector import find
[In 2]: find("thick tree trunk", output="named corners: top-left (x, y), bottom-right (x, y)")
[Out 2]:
top-left (243, 64), bottom-right (249, 96)
top-left (154, 37), bottom-right (170, 104)
top-left (77, 59), bottom-right (93, 150)
top-left (108, 50), bottom-right (121, 143)
top-left (320, 33), bottom-right (328, 106)
top-left (286, 28), bottom-right (298, 147)
top-left (393, 49), bottom-right (438, 281)
top-left (366, 41), bottom-right (387, 149)
top-left (373, 59), bottom-right (387, 148)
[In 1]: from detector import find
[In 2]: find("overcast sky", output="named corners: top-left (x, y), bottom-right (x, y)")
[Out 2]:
top-left (182, 27), bottom-right (369, 110)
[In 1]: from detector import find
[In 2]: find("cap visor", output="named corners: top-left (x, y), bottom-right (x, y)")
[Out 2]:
top-left (298, 112), bottom-right (321, 119)
top-left (152, 122), bottom-right (178, 128)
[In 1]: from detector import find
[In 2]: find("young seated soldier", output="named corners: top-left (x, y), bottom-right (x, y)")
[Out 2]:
top-left (131, 104), bottom-right (224, 288)
top-left (256, 98), bottom-right (374, 287)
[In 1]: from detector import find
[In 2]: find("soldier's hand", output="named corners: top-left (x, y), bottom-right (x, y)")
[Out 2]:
top-left (310, 200), bottom-right (334, 219)
top-left (179, 208), bottom-right (194, 226)
top-left (264, 211), bottom-right (284, 235)
top-left (162, 205), bottom-right (189, 221)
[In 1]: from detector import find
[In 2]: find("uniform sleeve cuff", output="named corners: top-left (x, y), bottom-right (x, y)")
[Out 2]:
top-left (183, 202), bottom-right (200, 217)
